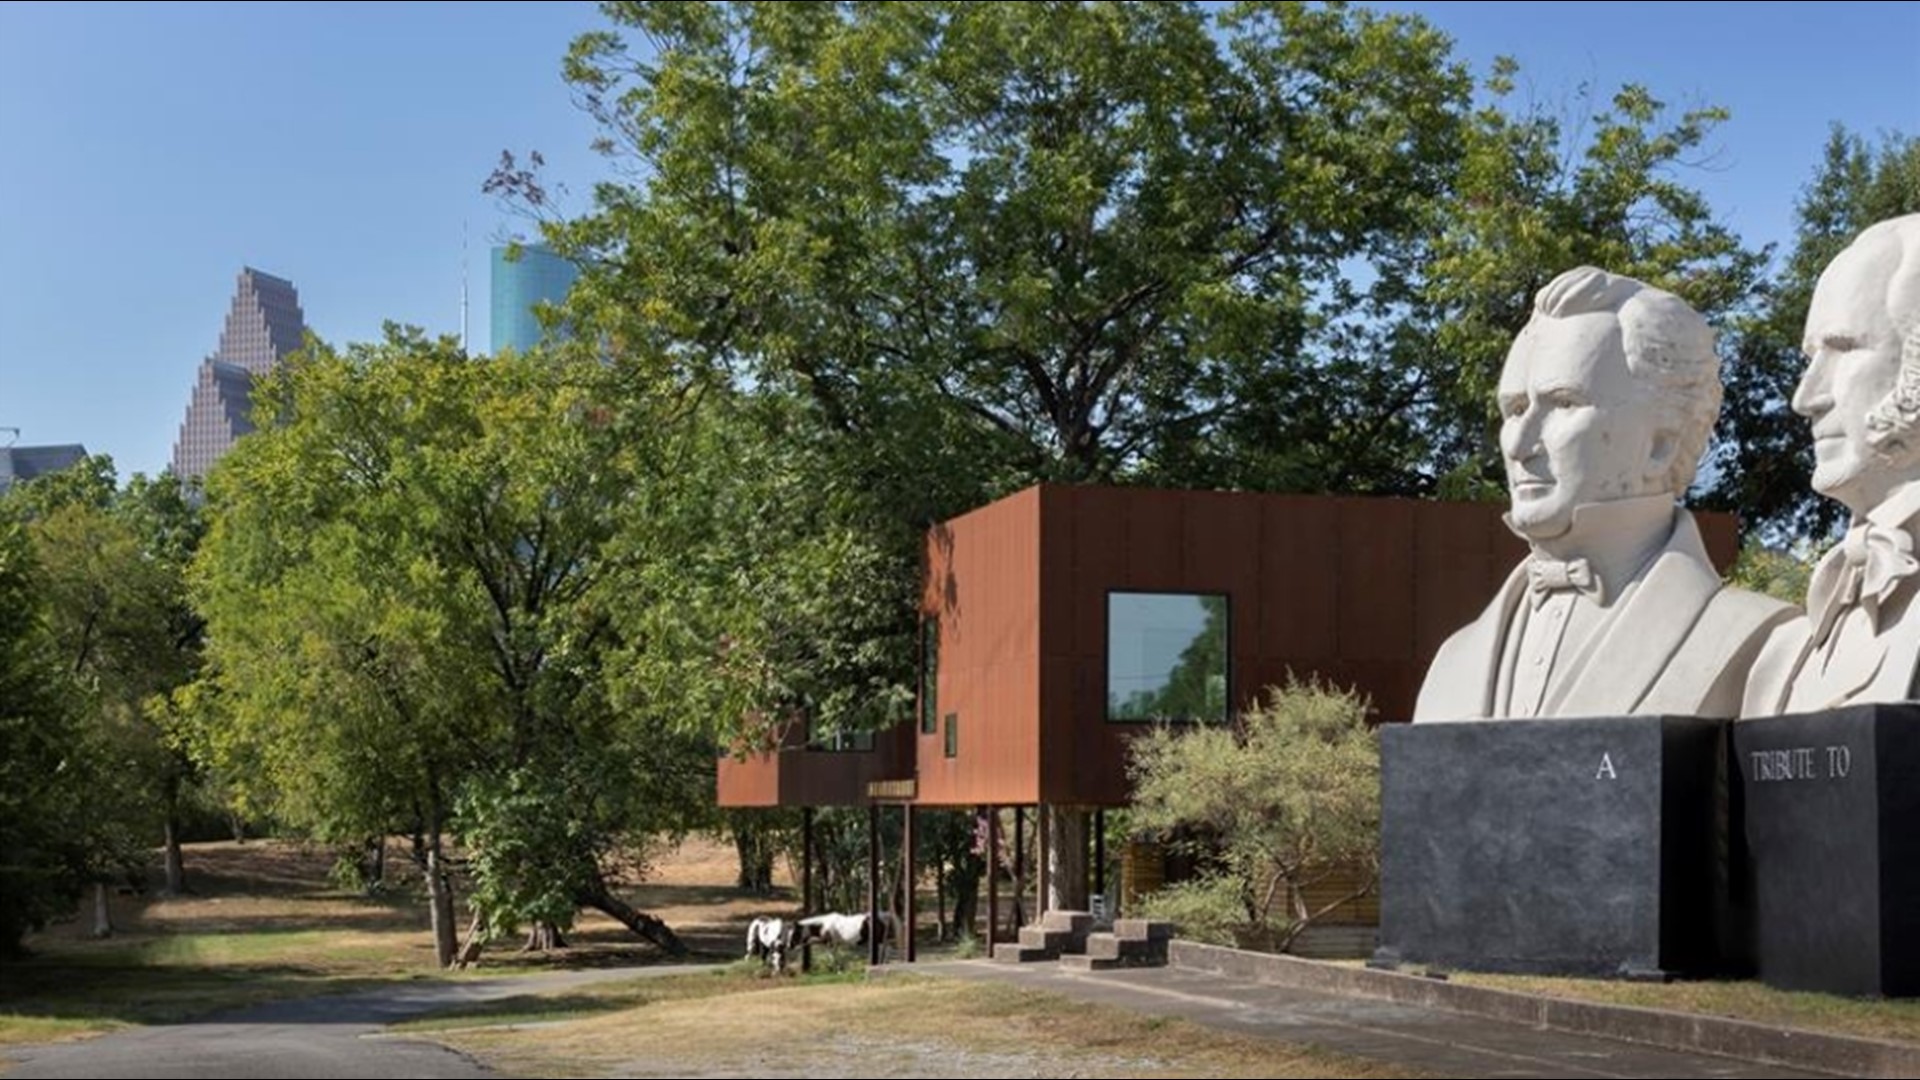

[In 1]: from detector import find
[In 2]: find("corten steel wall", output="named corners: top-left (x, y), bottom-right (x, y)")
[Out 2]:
top-left (915, 487), bottom-right (1045, 806)
top-left (725, 483), bottom-right (1742, 810)
top-left (1030, 485), bottom-right (1742, 808)
top-left (715, 722), bottom-right (916, 808)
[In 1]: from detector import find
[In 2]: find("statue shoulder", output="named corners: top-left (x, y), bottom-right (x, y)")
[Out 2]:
top-left (1703, 584), bottom-right (1800, 638)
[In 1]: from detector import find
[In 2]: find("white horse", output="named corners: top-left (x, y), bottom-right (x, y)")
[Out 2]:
top-left (796, 911), bottom-right (900, 961)
top-left (745, 916), bottom-right (798, 972)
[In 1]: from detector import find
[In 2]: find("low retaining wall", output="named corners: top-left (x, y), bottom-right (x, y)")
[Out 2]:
top-left (1169, 940), bottom-right (1920, 1078)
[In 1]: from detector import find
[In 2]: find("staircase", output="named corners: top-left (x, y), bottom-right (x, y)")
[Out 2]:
top-left (992, 911), bottom-right (1173, 970)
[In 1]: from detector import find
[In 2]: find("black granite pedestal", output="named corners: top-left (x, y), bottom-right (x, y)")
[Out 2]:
top-left (1376, 716), bottom-right (1726, 979)
top-left (1732, 704), bottom-right (1920, 997)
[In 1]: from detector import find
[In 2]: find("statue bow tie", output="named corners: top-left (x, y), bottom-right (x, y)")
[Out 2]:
top-left (1527, 557), bottom-right (1602, 606)
top-left (1807, 521), bottom-right (1920, 649)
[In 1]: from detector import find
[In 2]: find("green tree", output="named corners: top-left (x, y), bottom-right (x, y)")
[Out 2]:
top-left (1128, 677), bottom-right (1379, 953)
top-left (192, 329), bottom-right (710, 967)
top-left (5, 459), bottom-right (209, 919)
top-left (0, 518), bottom-right (96, 956)
top-left (537, 1), bottom-right (1474, 492)
top-left (1708, 127), bottom-right (1920, 541)
top-left (1414, 70), bottom-right (1769, 498)
top-left (502, 0), bottom-right (1770, 913)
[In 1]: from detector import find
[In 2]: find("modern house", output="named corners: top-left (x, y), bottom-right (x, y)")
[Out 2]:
top-left (717, 482), bottom-right (1741, 957)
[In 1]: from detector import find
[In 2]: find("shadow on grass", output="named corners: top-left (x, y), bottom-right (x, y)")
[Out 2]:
top-left (391, 968), bottom-right (866, 1033)
top-left (626, 883), bottom-right (795, 908)
top-left (0, 952), bottom-right (415, 1029)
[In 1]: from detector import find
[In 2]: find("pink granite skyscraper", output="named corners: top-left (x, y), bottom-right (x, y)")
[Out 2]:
top-left (170, 268), bottom-right (306, 480)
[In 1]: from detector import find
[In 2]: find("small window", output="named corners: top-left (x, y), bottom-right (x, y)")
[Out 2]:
top-left (919, 617), bottom-right (939, 734)
top-left (1107, 592), bottom-right (1229, 723)
top-left (807, 722), bottom-right (875, 753)
top-left (944, 712), bottom-right (958, 758)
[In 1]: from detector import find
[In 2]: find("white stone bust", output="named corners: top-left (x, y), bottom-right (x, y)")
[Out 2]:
top-left (1416, 267), bottom-right (1794, 722)
top-left (1743, 214), bottom-right (1920, 715)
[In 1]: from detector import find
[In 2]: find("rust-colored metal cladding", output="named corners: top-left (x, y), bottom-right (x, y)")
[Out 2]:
top-left (1032, 486), bottom-right (1520, 806)
top-left (914, 487), bottom-right (1045, 807)
top-left (714, 720), bottom-right (915, 808)
top-left (1695, 510), bottom-right (1739, 574)
top-left (716, 482), bottom-right (1745, 811)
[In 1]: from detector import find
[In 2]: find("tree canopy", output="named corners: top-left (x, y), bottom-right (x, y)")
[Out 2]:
top-left (1706, 128), bottom-right (1920, 541)
top-left (191, 331), bottom-right (712, 965)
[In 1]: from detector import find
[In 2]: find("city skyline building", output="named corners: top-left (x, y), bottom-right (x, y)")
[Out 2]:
top-left (171, 268), bottom-right (306, 481)
top-left (489, 243), bottom-right (577, 355)
top-left (0, 442), bottom-right (88, 496)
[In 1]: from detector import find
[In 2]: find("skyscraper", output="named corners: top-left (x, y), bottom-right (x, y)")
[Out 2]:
top-left (171, 268), bottom-right (306, 480)
top-left (0, 443), bottom-right (88, 496)
top-left (490, 243), bottom-right (578, 355)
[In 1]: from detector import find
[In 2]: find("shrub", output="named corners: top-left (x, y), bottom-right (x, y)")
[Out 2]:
top-left (1129, 675), bottom-right (1379, 953)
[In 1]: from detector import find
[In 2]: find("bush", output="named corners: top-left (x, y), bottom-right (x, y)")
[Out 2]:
top-left (1129, 676), bottom-right (1379, 954)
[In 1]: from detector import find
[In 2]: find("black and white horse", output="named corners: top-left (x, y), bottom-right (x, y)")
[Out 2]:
top-left (745, 916), bottom-right (800, 972)
top-left (795, 911), bottom-right (900, 961)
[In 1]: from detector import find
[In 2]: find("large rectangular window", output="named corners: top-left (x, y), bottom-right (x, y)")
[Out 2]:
top-left (1107, 592), bottom-right (1229, 723)
top-left (919, 617), bottom-right (939, 735)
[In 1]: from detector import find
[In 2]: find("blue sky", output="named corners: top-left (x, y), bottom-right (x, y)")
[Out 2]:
top-left (1, 1), bottom-right (1915, 479)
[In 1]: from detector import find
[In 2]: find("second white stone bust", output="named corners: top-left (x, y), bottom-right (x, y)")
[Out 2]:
top-left (1416, 267), bottom-right (1795, 721)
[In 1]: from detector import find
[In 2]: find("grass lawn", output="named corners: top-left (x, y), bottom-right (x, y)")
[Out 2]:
top-left (409, 969), bottom-right (1432, 1079)
top-left (1447, 970), bottom-right (1920, 1045)
top-left (0, 842), bottom-right (445, 1046)
top-left (0, 837), bottom-right (739, 1048)
top-left (12, 833), bottom-right (1920, 1071)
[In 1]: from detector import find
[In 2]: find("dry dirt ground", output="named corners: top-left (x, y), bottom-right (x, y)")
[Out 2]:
top-left (417, 973), bottom-right (1427, 1080)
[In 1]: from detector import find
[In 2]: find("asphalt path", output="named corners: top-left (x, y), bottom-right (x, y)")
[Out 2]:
top-left (2, 964), bottom-right (719, 1080)
top-left (3, 959), bottom-right (1854, 1079)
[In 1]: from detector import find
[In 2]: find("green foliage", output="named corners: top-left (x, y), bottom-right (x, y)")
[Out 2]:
top-left (1708, 128), bottom-right (1920, 541)
top-left (1129, 677), bottom-right (1379, 953)
top-left (605, 392), bottom-right (922, 746)
top-left (549, 0), bottom-right (1485, 493)
top-left (476, 1), bottom-right (1790, 750)
top-left (1137, 875), bottom-right (1255, 948)
top-left (190, 328), bottom-right (711, 960)
top-left (2, 457), bottom-right (209, 906)
top-left (1419, 75), bottom-right (1768, 498)
top-left (0, 519), bottom-right (93, 955)
top-left (459, 769), bottom-right (598, 938)
top-left (1728, 539), bottom-right (1822, 606)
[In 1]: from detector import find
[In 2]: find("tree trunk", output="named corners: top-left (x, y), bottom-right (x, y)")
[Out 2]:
top-left (91, 882), bottom-right (113, 939)
top-left (522, 921), bottom-right (568, 952)
top-left (732, 821), bottom-right (773, 894)
top-left (163, 815), bottom-right (187, 897)
top-left (419, 819), bottom-right (459, 969)
top-left (934, 859), bottom-right (950, 942)
top-left (579, 873), bottom-right (685, 955)
top-left (949, 856), bottom-right (983, 941)
top-left (358, 835), bottom-right (388, 892)
top-left (228, 810), bottom-right (247, 843)
top-left (455, 908), bottom-right (488, 968)
top-left (1046, 807), bottom-right (1090, 912)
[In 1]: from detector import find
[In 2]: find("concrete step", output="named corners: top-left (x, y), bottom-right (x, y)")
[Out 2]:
top-left (1040, 909), bottom-right (1095, 936)
top-left (1058, 951), bottom-right (1163, 972)
top-left (1113, 918), bottom-right (1176, 943)
top-left (992, 942), bottom-right (1058, 963)
top-left (1084, 933), bottom-right (1163, 963)
top-left (1017, 926), bottom-right (1079, 955)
